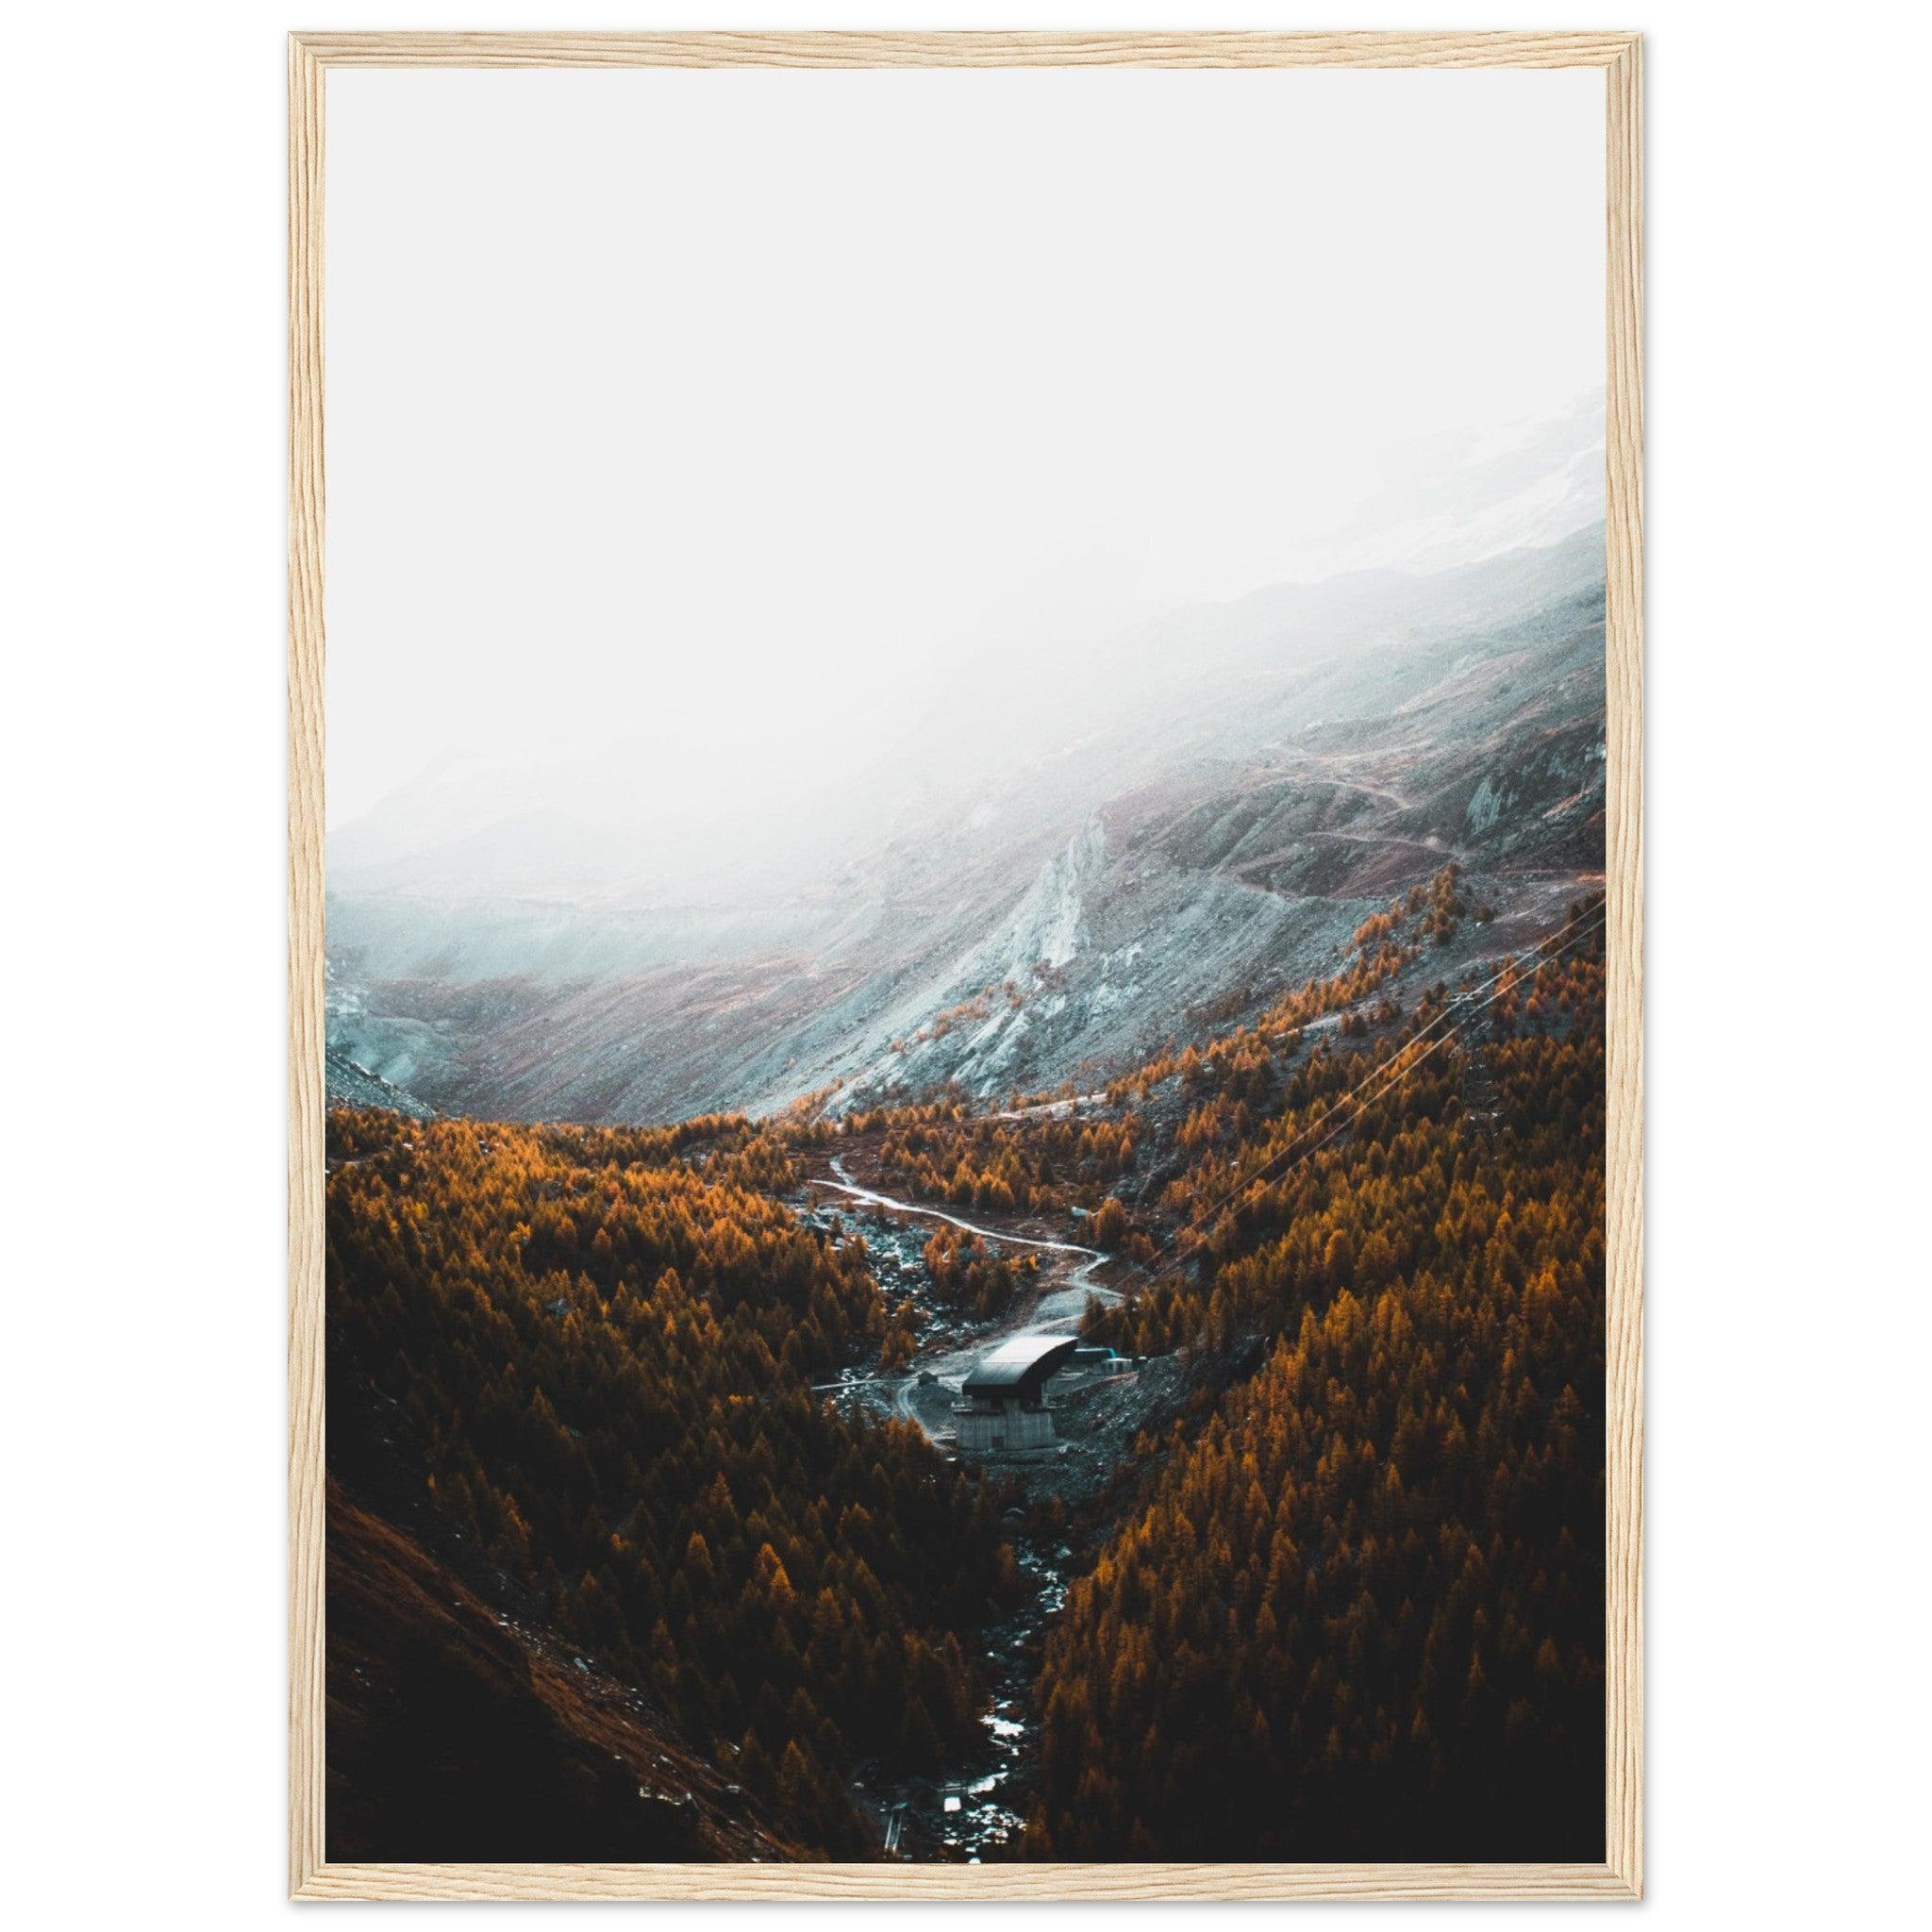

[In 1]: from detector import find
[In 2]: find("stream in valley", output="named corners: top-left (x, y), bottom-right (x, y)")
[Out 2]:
top-left (796, 1160), bottom-right (1127, 1858)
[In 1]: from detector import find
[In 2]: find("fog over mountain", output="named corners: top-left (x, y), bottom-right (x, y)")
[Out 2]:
top-left (326, 396), bottom-right (1606, 1124)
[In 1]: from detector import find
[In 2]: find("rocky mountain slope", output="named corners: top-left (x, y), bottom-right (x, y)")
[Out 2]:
top-left (324, 1045), bottom-right (435, 1119)
top-left (327, 523), bottom-right (1606, 1125)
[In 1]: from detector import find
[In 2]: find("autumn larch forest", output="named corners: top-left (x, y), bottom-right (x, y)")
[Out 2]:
top-left (325, 858), bottom-right (1609, 1863)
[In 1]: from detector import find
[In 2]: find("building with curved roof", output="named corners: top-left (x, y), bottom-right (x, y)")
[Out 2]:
top-left (956, 1333), bottom-right (1078, 1454)
top-left (962, 1333), bottom-right (1079, 1398)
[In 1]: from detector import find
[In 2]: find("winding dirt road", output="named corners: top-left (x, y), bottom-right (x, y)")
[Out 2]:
top-left (808, 1158), bottom-right (1123, 1428)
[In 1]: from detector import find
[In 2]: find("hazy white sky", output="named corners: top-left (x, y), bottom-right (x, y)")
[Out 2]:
top-left (326, 66), bottom-right (1604, 828)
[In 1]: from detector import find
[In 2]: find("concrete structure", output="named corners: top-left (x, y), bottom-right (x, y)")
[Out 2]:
top-left (954, 1334), bottom-right (1078, 1455)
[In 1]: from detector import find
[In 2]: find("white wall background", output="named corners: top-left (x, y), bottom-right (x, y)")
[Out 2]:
top-left (4, 2), bottom-right (1928, 1923)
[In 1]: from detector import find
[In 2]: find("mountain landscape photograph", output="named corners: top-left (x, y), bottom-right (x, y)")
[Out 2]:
top-left (318, 60), bottom-right (1619, 1869)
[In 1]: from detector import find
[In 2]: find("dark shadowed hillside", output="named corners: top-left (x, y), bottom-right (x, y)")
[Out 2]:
top-left (327, 1484), bottom-right (793, 1863)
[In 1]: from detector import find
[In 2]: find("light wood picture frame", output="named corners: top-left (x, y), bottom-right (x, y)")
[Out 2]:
top-left (291, 29), bottom-right (1641, 1902)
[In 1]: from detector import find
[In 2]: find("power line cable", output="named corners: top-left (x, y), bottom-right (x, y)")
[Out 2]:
top-left (1145, 903), bottom-right (1607, 1274)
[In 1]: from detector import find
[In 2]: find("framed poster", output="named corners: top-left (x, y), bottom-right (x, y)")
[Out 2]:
top-left (291, 30), bottom-right (1641, 1902)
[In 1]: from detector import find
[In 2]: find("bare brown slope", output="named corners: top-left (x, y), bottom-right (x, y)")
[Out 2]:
top-left (326, 1482), bottom-right (794, 1864)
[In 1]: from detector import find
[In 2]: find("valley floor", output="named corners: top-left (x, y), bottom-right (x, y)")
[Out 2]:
top-left (792, 1153), bottom-right (1182, 1857)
